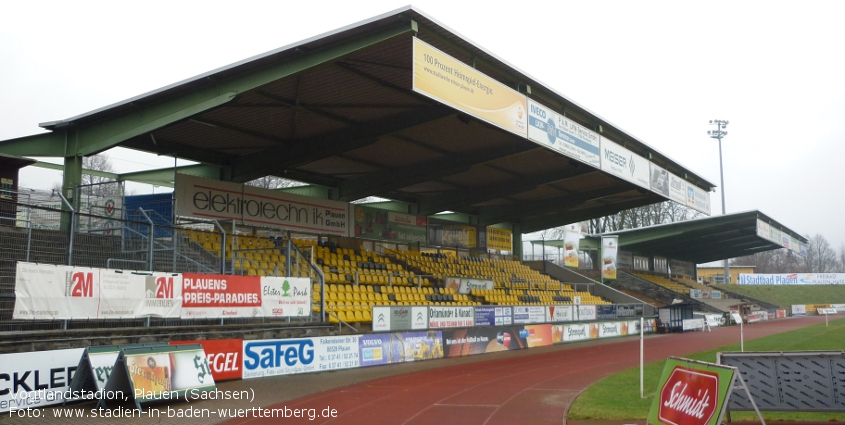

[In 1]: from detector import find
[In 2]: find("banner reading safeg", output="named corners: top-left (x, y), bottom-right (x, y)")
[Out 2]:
top-left (413, 38), bottom-right (527, 138)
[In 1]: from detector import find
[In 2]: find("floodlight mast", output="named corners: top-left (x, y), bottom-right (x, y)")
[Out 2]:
top-left (708, 119), bottom-right (729, 284)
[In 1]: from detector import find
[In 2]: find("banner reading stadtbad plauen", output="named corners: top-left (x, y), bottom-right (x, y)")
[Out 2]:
top-left (175, 173), bottom-right (349, 236)
top-left (738, 273), bottom-right (845, 285)
top-left (13, 262), bottom-right (181, 319)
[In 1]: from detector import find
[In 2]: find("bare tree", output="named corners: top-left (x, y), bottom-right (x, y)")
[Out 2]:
top-left (245, 176), bottom-right (303, 190)
top-left (587, 201), bottom-right (702, 234)
top-left (804, 233), bottom-right (839, 272)
top-left (53, 154), bottom-right (121, 198)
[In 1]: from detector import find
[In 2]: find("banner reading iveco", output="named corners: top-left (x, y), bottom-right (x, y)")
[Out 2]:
top-left (413, 38), bottom-right (527, 138)
top-left (175, 174), bottom-right (349, 235)
top-left (601, 236), bottom-right (619, 280)
top-left (352, 204), bottom-right (427, 244)
top-left (526, 99), bottom-right (601, 168)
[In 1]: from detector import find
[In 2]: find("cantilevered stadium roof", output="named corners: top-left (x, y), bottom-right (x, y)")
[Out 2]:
top-left (534, 210), bottom-right (807, 263)
top-left (0, 6), bottom-right (714, 234)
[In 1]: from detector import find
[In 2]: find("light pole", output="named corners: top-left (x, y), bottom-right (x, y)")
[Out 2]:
top-left (708, 119), bottom-right (729, 284)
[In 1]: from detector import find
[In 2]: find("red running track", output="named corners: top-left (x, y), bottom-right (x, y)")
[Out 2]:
top-left (222, 316), bottom-right (827, 425)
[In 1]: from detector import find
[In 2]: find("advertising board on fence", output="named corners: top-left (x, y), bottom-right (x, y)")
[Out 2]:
top-left (170, 339), bottom-right (243, 381)
top-left (513, 306), bottom-right (546, 324)
top-left (444, 276), bottom-right (494, 294)
top-left (181, 273), bottom-right (262, 318)
top-left (371, 306), bottom-right (428, 332)
top-left (577, 305), bottom-right (597, 321)
top-left (413, 38), bottom-right (527, 138)
top-left (443, 326), bottom-right (529, 357)
top-left (791, 305), bottom-right (807, 317)
top-left (0, 348), bottom-right (84, 413)
top-left (119, 345), bottom-right (216, 404)
top-left (13, 262), bottom-right (181, 319)
top-left (546, 305), bottom-right (574, 322)
top-left (429, 306), bottom-right (474, 328)
top-left (175, 174), bottom-right (349, 235)
top-left (242, 336), bottom-right (360, 379)
top-left (358, 331), bottom-right (443, 367)
top-left (739, 273), bottom-right (845, 285)
top-left (474, 306), bottom-right (512, 326)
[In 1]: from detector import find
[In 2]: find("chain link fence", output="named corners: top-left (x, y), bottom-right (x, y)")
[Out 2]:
top-left (0, 193), bottom-right (326, 333)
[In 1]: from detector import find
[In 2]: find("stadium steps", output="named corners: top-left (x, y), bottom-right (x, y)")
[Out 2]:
top-left (615, 271), bottom-right (724, 313)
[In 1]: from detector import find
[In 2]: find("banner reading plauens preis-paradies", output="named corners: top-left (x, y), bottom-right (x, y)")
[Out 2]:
top-left (648, 357), bottom-right (735, 425)
top-left (413, 38), bottom-right (527, 138)
top-left (175, 173), bottom-right (349, 235)
top-left (0, 348), bottom-right (84, 413)
top-left (242, 336), bottom-right (360, 379)
top-left (13, 262), bottom-right (181, 319)
top-left (182, 274), bottom-right (310, 319)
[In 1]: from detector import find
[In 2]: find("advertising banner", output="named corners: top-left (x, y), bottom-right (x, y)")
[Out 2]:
top-left (648, 358), bottom-right (735, 425)
top-left (170, 339), bottom-right (243, 381)
top-left (668, 172), bottom-right (688, 205)
top-left (556, 323), bottom-right (591, 342)
top-left (739, 273), bottom-right (845, 285)
top-left (601, 236), bottom-right (619, 280)
top-left (428, 221), bottom-right (478, 250)
top-left (175, 174), bottom-right (349, 235)
top-left (526, 99), bottom-right (601, 168)
top-left (596, 304), bottom-right (617, 320)
top-left (546, 305), bottom-right (574, 322)
top-left (562, 224), bottom-right (581, 268)
top-left (429, 306), bottom-right (474, 328)
top-left (444, 276), bottom-right (494, 294)
top-left (474, 306), bottom-right (512, 326)
top-left (486, 226), bottom-right (513, 253)
top-left (358, 331), bottom-right (443, 367)
top-left (600, 138), bottom-right (651, 189)
top-left (413, 38), bottom-right (527, 138)
top-left (242, 336), bottom-right (360, 379)
top-left (13, 262), bottom-right (181, 319)
top-left (352, 204), bottom-right (427, 244)
top-left (181, 273), bottom-right (262, 318)
top-left (597, 321), bottom-right (623, 338)
top-left (683, 318), bottom-right (706, 331)
top-left (0, 348), bottom-right (84, 413)
top-left (513, 306), bottom-right (546, 324)
top-left (443, 326), bottom-right (530, 357)
top-left (371, 306), bottom-right (428, 331)
top-left (523, 324), bottom-right (554, 347)
top-left (616, 304), bottom-right (643, 318)
top-left (649, 163), bottom-right (670, 198)
top-left (260, 276), bottom-right (311, 318)
top-left (577, 305), bottom-right (598, 321)
top-left (119, 345), bottom-right (216, 404)
top-left (686, 183), bottom-right (711, 215)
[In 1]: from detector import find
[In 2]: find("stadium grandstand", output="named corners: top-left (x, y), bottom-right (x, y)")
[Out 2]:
top-left (0, 9), bottom-right (823, 422)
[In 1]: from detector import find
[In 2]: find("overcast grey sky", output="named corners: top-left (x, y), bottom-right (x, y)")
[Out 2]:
top-left (1, 0), bottom-right (843, 247)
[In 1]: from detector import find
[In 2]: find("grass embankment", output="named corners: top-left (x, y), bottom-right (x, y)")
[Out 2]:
top-left (713, 284), bottom-right (845, 309)
top-left (568, 317), bottom-right (845, 422)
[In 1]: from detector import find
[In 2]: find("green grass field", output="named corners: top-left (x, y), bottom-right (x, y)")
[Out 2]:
top-left (714, 284), bottom-right (845, 309)
top-left (568, 317), bottom-right (845, 421)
